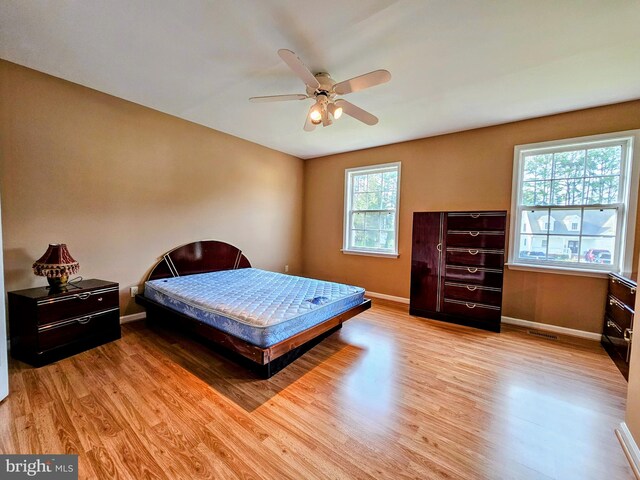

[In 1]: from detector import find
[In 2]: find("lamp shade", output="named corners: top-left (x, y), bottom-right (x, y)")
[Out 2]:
top-left (32, 244), bottom-right (79, 279)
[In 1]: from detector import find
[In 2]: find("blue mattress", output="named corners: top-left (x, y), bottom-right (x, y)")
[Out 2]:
top-left (144, 268), bottom-right (365, 348)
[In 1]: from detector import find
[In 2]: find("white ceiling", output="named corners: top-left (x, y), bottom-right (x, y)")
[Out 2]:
top-left (1, 1), bottom-right (639, 159)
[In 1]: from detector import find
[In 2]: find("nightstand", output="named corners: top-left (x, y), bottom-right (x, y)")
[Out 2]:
top-left (8, 279), bottom-right (121, 366)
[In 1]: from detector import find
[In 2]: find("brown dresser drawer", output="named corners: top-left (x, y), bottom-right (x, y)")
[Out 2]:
top-left (609, 275), bottom-right (636, 310)
top-left (443, 298), bottom-right (501, 322)
top-left (447, 212), bottom-right (506, 231)
top-left (446, 248), bottom-right (504, 268)
top-left (446, 230), bottom-right (505, 249)
top-left (443, 282), bottom-right (502, 306)
top-left (606, 295), bottom-right (633, 331)
top-left (445, 265), bottom-right (503, 288)
top-left (603, 314), bottom-right (631, 362)
top-left (37, 308), bottom-right (120, 351)
top-left (37, 287), bottom-right (118, 325)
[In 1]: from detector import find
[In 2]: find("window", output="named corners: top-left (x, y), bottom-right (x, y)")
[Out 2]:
top-left (343, 162), bottom-right (401, 257)
top-left (509, 130), bottom-right (640, 275)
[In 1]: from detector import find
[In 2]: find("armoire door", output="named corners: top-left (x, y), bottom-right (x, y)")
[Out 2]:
top-left (410, 212), bottom-right (444, 314)
top-left (0, 195), bottom-right (7, 402)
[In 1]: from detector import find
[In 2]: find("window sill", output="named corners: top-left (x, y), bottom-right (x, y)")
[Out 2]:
top-left (506, 262), bottom-right (612, 278)
top-left (341, 249), bottom-right (399, 259)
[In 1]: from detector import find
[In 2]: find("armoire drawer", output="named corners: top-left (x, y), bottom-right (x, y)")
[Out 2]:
top-left (443, 282), bottom-right (502, 306)
top-left (442, 298), bottom-right (501, 322)
top-left (445, 265), bottom-right (504, 288)
top-left (446, 212), bottom-right (506, 231)
top-left (446, 248), bottom-right (504, 268)
top-left (446, 231), bottom-right (505, 249)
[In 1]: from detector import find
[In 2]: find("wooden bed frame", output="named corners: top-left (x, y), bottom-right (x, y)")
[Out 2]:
top-left (135, 240), bottom-right (371, 378)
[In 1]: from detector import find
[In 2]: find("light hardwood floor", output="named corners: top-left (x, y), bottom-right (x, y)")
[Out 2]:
top-left (0, 300), bottom-right (634, 479)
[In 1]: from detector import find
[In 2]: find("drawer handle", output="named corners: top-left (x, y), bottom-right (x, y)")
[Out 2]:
top-left (436, 243), bottom-right (442, 253)
top-left (467, 267), bottom-right (478, 273)
top-left (470, 214), bottom-right (480, 218)
top-left (465, 303), bottom-right (476, 309)
top-left (97, 297), bottom-right (103, 302)
top-left (469, 231), bottom-right (480, 237)
top-left (632, 288), bottom-right (637, 295)
top-left (607, 319), bottom-right (622, 334)
top-left (77, 293), bottom-right (91, 300)
top-left (468, 249), bottom-right (479, 255)
top-left (77, 316), bottom-right (92, 325)
top-left (466, 285), bottom-right (478, 291)
top-left (625, 329), bottom-right (633, 362)
top-left (609, 297), bottom-right (626, 310)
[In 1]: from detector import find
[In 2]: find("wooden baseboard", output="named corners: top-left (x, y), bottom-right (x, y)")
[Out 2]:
top-left (616, 422), bottom-right (640, 480)
top-left (120, 312), bottom-right (146, 324)
top-left (365, 291), bottom-right (410, 304)
top-left (366, 292), bottom-right (601, 340)
top-left (501, 316), bottom-right (601, 341)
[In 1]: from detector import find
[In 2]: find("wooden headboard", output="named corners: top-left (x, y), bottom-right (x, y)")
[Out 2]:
top-left (147, 240), bottom-right (251, 281)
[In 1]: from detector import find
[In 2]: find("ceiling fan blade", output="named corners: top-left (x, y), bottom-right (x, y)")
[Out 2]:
top-left (278, 49), bottom-right (320, 89)
top-left (304, 105), bottom-right (317, 132)
top-left (249, 94), bottom-right (308, 103)
top-left (334, 99), bottom-right (379, 125)
top-left (334, 69), bottom-right (391, 95)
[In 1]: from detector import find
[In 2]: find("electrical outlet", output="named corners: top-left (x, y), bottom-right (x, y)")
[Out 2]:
top-left (284, 265), bottom-right (289, 273)
top-left (130, 286), bottom-right (138, 298)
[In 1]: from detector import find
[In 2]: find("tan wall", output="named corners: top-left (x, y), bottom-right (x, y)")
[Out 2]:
top-left (303, 100), bottom-right (640, 333)
top-left (0, 61), bottom-right (304, 315)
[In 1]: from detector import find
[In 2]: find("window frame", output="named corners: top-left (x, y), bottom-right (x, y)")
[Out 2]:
top-left (343, 162), bottom-right (401, 258)
top-left (508, 130), bottom-right (640, 277)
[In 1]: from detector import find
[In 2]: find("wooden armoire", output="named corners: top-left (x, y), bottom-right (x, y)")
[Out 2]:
top-left (410, 211), bottom-right (507, 332)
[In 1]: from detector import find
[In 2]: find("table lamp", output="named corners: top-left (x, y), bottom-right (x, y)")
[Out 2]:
top-left (32, 244), bottom-right (80, 290)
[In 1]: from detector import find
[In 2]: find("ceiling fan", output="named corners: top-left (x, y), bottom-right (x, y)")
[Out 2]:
top-left (250, 49), bottom-right (391, 131)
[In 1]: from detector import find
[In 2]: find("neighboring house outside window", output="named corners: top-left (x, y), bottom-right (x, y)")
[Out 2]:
top-left (343, 162), bottom-right (401, 257)
top-left (509, 130), bottom-right (640, 275)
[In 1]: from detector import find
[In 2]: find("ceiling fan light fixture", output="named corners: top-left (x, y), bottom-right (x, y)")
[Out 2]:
top-left (309, 103), bottom-right (322, 124)
top-left (329, 103), bottom-right (343, 120)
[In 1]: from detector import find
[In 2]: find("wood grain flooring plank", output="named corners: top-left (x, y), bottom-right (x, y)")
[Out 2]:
top-left (100, 430), bottom-right (167, 480)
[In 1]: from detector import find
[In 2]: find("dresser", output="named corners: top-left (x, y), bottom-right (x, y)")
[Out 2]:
top-left (8, 279), bottom-right (120, 366)
top-left (410, 211), bottom-right (507, 332)
top-left (602, 273), bottom-right (635, 380)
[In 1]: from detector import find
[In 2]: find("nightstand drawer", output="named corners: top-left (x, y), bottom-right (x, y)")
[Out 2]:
top-left (37, 287), bottom-right (118, 325)
top-left (37, 308), bottom-right (120, 351)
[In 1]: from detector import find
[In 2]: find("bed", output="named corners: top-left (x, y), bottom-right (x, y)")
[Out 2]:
top-left (135, 240), bottom-right (371, 377)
